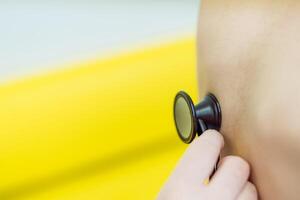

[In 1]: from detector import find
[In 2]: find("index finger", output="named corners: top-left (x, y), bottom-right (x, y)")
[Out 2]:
top-left (172, 130), bottom-right (224, 185)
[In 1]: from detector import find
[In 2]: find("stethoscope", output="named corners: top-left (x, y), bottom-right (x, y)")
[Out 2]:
top-left (173, 91), bottom-right (222, 177)
top-left (173, 91), bottom-right (222, 143)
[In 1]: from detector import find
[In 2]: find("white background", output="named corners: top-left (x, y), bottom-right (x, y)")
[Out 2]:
top-left (0, 0), bottom-right (199, 82)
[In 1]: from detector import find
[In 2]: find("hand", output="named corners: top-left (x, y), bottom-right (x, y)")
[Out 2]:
top-left (157, 130), bottom-right (258, 200)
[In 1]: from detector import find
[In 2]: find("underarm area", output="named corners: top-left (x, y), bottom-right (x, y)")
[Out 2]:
top-left (197, 1), bottom-right (300, 199)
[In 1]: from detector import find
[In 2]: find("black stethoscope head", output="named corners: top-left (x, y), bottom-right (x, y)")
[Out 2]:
top-left (173, 91), bottom-right (222, 144)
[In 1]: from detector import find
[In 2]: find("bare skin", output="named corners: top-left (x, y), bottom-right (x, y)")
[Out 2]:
top-left (198, 0), bottom-right (300, 199)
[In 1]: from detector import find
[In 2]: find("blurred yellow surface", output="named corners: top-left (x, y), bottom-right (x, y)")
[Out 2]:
top-left (0, 37), bottom-right (198, 199)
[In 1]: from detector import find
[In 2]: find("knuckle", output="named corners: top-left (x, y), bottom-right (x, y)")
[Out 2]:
top-left (246, 182), bottom-right (258, 196)
top-left (223, 156), bottom-right (250, 176)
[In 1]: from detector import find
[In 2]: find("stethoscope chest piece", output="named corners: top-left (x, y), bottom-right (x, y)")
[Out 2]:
top-left (173, 91), bottom-right (222, 144)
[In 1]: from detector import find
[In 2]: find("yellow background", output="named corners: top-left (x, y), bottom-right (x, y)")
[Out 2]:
top-left (0, 38), bottom-right (198, 199)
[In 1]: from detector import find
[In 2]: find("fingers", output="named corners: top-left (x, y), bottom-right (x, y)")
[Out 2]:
top-left (173, 130), bottom-right (224, 185)
top-left (237, 182), bottom-right (258, 200)
top-left (209, 156), bottom-right (250, 199)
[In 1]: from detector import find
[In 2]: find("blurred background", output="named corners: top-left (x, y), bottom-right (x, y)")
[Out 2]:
top-left (0, 0), bottom-right (200, 199)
